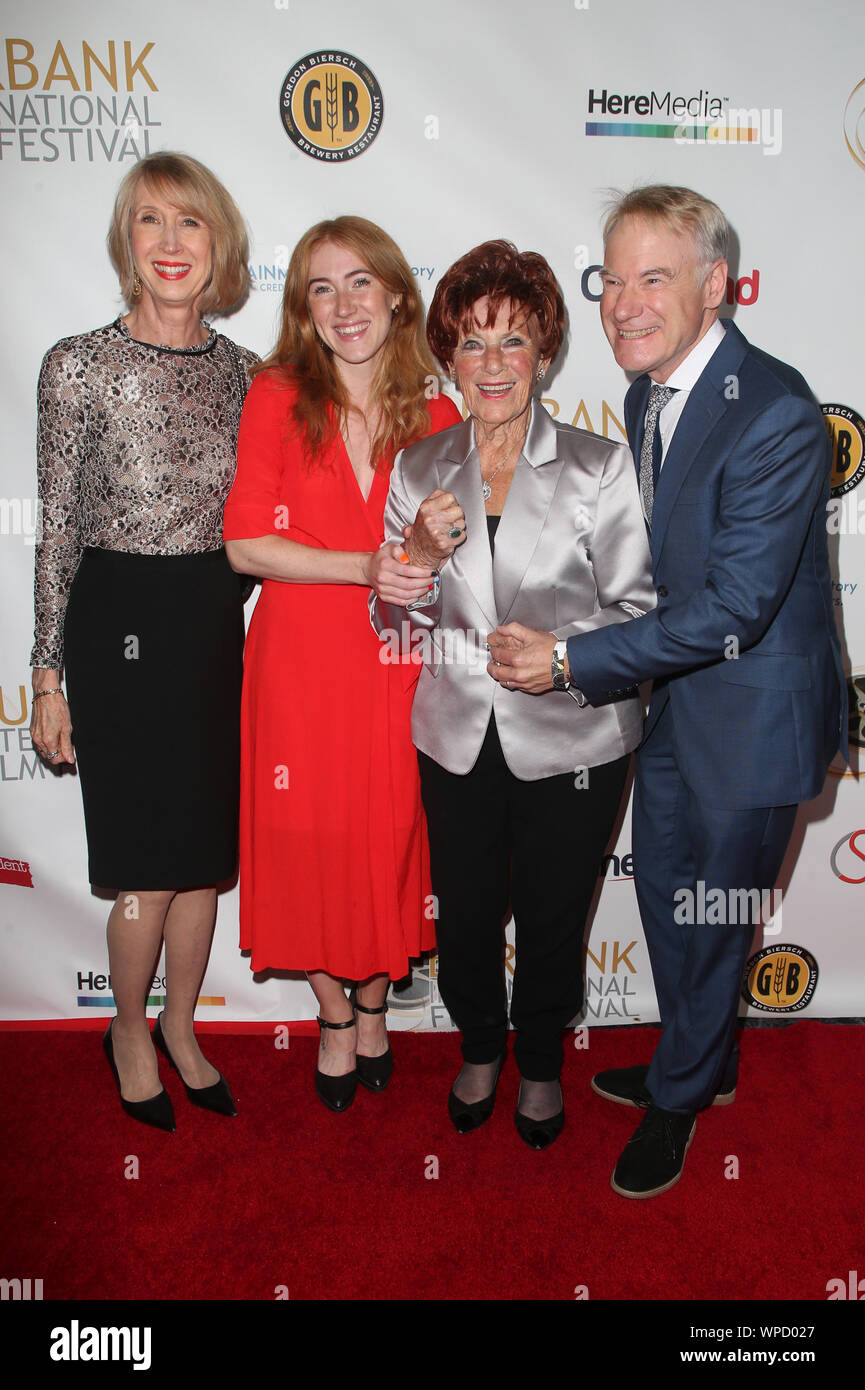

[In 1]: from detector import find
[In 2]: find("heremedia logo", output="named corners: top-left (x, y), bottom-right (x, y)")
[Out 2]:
top-left (585, 85), bottom-right (781, 154)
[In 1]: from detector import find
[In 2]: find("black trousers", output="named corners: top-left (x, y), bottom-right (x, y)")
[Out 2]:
top-left (418, 717), bottom-right (630, 1080)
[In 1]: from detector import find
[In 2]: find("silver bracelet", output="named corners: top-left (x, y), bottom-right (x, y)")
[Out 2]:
top-left (551, 641), bottom-right (570, 691)
top-left (32, 688), bottom-right (64, 700)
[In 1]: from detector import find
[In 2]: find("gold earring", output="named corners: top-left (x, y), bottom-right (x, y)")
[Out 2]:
top-left (537, 365), bottom-right (546, 380)
top-left (132, 270), bottom-right (142, 298)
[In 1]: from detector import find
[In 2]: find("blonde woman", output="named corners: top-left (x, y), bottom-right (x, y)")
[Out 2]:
top-left (30, 152), bottom-right (257, 1130)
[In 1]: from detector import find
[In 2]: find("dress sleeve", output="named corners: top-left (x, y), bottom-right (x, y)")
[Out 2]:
top-left (223, 372), bottom-right (291, 540)
top-left (30, 341), bottom-right (87, 671)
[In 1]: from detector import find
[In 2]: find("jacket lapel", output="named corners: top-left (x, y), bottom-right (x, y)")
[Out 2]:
top-left (435, 417), bottom-right (499, 628)
top-left (494, 402), bottom-right (563, 622)
top-left (644, 321), bottom-right (750, 560)
top-left (626, 376), bottom-right (651, 474)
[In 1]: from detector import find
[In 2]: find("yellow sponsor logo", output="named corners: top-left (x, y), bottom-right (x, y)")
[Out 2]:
top-left (743, 945), bottom-right (818, 1013)
top-left (280, 51), bottom-right (382, 162)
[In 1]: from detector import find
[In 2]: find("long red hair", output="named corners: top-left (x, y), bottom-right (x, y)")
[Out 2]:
top-left (256, 216), bottom-right (440, 471)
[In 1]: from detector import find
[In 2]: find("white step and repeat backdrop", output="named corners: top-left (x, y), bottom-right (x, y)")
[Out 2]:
top-left (1, 0), bottom-right (863, 1028)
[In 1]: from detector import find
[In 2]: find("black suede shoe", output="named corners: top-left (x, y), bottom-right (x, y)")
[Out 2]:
top-left (153, 1012), bottom-right (237, 1117)
top-left (591, 1063), bottom-right (736, 1108)
top-left (448, 1053), bottom-right (506, 1134)
top-left (611, 1105), bottom-right (696, 1199)
top-left (103, 1021), bottom-right (175, 1133)
top-left (514, 1080), bottom-right (564, 1150)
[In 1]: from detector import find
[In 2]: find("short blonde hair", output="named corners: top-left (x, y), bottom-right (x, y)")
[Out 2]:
top-left (603, 185), bottom-right (729, 273)
top-left (107, 152), bottom-right (250, 316)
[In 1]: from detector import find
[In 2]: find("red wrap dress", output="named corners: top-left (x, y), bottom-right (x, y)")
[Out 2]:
top-left (223, 371), bottom-right (460, 979)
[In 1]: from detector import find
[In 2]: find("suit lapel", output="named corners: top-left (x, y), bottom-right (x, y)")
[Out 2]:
top-left (649, 389), bottom-right (720, 557)
top-left (435, 418), bottom-right (499, 628)
top-left (494, 403), bottom-right (563, 622)
top-left (626, 376), bottom-right (651, 474)
top-left (639, 321), bottom-right (750, 560)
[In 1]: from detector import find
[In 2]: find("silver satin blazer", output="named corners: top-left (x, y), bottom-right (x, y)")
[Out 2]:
top-left (370, 399), bottom-right (656, 780)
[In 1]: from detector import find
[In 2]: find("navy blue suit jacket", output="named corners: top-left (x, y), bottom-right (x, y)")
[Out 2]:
top-left (567, 320), bottom-right (846, 810)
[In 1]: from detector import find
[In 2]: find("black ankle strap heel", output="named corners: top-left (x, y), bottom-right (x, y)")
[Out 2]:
top-left (353, 999), bottom-right (393, 1092)
top-left (314, 1015), bottom-right (358, 1112)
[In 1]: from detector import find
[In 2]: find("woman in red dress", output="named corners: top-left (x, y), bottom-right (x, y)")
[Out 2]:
top-left (223, 217), bottom-right (461, 1112)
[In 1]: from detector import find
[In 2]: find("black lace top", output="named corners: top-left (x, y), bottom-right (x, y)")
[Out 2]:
top-left (31, 316), bottom-right (258, 669)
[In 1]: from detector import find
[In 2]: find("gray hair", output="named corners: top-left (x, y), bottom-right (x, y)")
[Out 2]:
top-left (602, 185), bottom-right (729, 273)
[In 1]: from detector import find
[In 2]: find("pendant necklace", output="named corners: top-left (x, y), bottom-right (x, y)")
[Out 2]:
top-left (481, 443), bottom-right (520, 501)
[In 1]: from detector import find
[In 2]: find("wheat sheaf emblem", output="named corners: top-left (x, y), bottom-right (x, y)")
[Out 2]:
top-left (772, 954), bottom-right (787, 1005)
top-left (326, 72), bottom-right (339, 142)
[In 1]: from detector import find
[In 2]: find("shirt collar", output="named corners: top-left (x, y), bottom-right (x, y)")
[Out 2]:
top-left (662, 317), bottom-right (725, 391)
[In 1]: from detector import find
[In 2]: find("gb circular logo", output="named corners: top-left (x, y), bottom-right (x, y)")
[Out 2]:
top-left (742, 945), bottom-right (818, 1013)
top-left (279, 51), bottom-right (383, 161)
top-left (823, 404), bottom-right (865, 498)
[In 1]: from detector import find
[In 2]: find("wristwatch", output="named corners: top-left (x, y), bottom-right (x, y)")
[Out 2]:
top-left (551, 639), bottom-right (569, 690)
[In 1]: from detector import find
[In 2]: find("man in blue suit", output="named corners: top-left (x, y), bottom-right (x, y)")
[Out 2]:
top-left (487, 185), bottom-right (846, 1198)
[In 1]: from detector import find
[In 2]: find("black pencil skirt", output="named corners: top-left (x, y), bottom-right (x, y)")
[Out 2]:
top-left (63, 547), bottom-right (244, 891)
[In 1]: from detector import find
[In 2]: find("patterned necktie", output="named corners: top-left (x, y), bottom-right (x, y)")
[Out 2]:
top-left (639, 383), bottom-right (676, 527)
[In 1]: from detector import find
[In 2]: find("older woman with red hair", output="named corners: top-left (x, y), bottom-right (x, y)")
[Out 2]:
top-left (371, 241), bottom-right (655, 1147)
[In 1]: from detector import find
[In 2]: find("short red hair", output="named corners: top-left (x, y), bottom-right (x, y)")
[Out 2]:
top-left (427, 240), bottom-right (565, 367)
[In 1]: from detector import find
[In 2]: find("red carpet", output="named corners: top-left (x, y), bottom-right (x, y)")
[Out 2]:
top-left (1, 1021), bottom-right (862, 1303)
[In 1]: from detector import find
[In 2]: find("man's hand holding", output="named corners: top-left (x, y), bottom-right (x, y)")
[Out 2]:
top-left (487, 623), bottom-right (567, 694)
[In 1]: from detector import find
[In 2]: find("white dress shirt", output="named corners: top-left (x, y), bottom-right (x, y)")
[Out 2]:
top-left (653, 318), bottom-right (726, 468)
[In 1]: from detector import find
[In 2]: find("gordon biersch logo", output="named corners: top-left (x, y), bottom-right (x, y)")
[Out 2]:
top-left (829, 829), bottom-right (865, 884)
top-left (279, 51), bottom-right (383, 161)
top-left (742, 945), bottom-right (818, 1013)
top-left (823, 404), bottom-right (865, 498)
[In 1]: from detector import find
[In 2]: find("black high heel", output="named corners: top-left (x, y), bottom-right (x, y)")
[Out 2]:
top-left (153, 1012), bottom-right (237, 1117)
top-left (448, 1052), bottom-right (506, 1134)
top-left (315, 1015), bottom-right (358, 1112)
top-left (514, 1080), bottom-right (565, 1150)
top-left (103, 1020), bottom-right (175, 1133)
top-left (354, 998), bottom-right (393, 1092)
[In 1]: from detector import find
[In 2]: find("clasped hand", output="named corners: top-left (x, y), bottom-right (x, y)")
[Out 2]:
top-left (368, 489), bottom-right (467, 606)
top-left (487, 623), bottom-right (559, 693)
